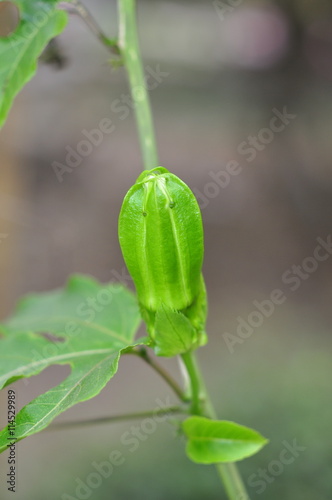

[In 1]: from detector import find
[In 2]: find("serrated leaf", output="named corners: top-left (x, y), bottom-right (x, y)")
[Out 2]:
top-left (0, 274), bottom-right (144, 453)
top-left (0, 0), bottom-right (68, 128)
top-left (154, 305), bottom-right (196, 357)
top-left (183, 416), bottom-right (268, 464)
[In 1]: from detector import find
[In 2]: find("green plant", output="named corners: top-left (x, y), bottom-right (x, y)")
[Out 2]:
top-left (0, 1), bottom-right (268, 498)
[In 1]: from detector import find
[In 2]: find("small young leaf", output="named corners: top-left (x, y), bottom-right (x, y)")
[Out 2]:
top-left (154, 305), bottom-right (197, 357)
top-left (0, 274), bottom-right (144, 453)
top-left (182, 416), bottom-right (268, 464)
top-left (0, 0), bottom-right (68, 128)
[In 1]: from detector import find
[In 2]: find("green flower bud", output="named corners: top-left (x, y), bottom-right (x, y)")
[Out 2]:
top-left (118, 167), bottom-right (207, 355)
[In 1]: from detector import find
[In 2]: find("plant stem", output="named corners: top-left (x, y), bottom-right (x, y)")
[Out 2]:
top-left (180, 351), bottom-right (202, 415)
top-left (134, 347), bottom-right (188, 403)
top-left (216, 462), bottom-right (250, 500)
top-left (181, 350), bottom-right (250, 500)
top-left (49, 406), bottom-right (184, 430)
top-left (115, 2), bottom-right (248, 498)
top-left (61, 1), bottom-right (120, 55)
top-left (117, 0), bottom-right (159, 169)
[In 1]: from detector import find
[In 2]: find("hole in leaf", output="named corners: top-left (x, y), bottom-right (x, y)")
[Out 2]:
top-left (0, 2), bottom-right (20, 38)
top-left (38, 332), bottom-right (66, 343)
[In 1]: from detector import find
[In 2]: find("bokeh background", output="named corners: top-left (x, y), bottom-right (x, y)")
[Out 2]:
top-left (1, 0), bottom-right (332, 498)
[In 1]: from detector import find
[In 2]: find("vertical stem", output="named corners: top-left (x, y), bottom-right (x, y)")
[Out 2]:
top-left (181, 350), bottom-right (250, 500)
top-left (180, 351), bottom-right (202, 415)
top-left (216, 463), bottom-right (250, 500)
top-left (115, 2), bottom-right (248, 498)
top-left (117, 0), bottom-right (159, 170)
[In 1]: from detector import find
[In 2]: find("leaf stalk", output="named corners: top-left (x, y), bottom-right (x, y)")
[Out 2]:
top-left (49, 406), bottom-right (185, 430)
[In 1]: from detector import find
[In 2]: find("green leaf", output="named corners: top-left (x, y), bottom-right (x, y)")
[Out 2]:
top-left (154, 305), bottom-right (197, 357)
top-left (182, 416), bottom-right (268, 464)
top-left (0, 274), bottom-right (143, 453)
top-left (0, 0), bottom-right (68, 128)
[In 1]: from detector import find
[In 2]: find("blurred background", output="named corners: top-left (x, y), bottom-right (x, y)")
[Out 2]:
top-left (1, 0), bottom-right (332, 498)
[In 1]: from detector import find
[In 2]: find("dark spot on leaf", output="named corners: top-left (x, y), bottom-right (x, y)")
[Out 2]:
top-left (38, 332), bottom-right (66, 343)
top-left (0, 2), bottom-right (20, 38)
